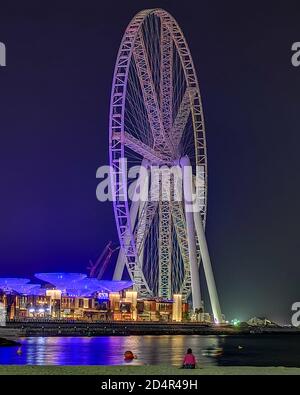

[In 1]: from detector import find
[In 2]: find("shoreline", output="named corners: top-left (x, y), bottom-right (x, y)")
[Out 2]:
top-left (0, 365), bottom-right (300, 375)
top-left (3, 321), bottom-right (300, 338)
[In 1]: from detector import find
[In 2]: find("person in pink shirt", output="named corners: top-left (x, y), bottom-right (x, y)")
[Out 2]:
top-left (182, 348), bottom-right (196, 369)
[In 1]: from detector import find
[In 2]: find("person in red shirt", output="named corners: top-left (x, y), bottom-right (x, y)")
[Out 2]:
top-left (182, 348), bottom-right (196, 369)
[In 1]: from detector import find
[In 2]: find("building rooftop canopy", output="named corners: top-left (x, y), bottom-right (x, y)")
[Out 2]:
top-left (11, 284), bottom-right (44, 296)
top-left (97, 280), bottom-right (133, 293)
top-left (0, 274), bottom-right (133, 297)
top-left (34, 273), bottom-right (133, 296)
top-left (0, 279), bottom-right (45, 296)
top-left (35, 273), bottom-right (87, 282)
top-left (0, 278), bottom-right (30, 291)
top-left (34, 273), bottom-right (87, 289)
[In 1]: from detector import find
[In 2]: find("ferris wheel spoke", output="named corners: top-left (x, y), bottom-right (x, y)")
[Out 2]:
top-left (133, 33), bottom-right (175, 157)
top-left (171, 87), bottom-right (197, 151)
top-left (160, 18), bottom-right (173, 134)
top-left (113, 131), bottom-right (170, 164)
top-left (135, 200), bottom-right (159, 256)
top-left (171, 199), bottom-right (192, 300)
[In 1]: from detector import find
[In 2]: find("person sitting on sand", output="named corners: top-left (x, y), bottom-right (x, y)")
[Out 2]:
top-left (182, 348), bottom-right (196, 369)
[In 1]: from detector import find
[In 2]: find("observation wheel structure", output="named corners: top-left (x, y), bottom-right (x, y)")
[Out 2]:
top-left (109, 8), bottom-right (222, 322)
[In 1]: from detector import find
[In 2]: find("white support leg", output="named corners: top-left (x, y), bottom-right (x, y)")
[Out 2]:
top-left (180, 156), bottom-right (202, 310)
top-left (113, 196), bottom-right (139, 280)
top-left (113, 161), bottom-right (149, 280)
top-left (193, 208), bottom-right (223, 323)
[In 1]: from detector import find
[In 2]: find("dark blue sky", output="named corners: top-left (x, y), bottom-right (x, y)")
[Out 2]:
top-left (0, 0), bottom-right (300, 323)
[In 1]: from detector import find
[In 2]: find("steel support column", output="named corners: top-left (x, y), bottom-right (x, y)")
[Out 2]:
top-left (180, 156), bottom-right (202, 310)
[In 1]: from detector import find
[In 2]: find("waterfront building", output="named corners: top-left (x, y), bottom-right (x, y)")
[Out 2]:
top-left (0, 273), bottom-right (210, 323)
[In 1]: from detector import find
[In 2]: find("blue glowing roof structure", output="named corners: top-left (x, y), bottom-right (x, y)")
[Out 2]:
top-left (33, 273), bottom-right (133, 296)
top-left (10, 284), bottom-right (44, 296)
top-left (0, 280), bottom-right (46, 295)
top-left (34, 273), bottom-right (87, 289)
top-left (26, 286), bottom-right (46, 296)
top-left (68, 279), bottom-right (133, 296)
top-left (71, 278), bottom-right (107, 296)
top-left (0, 278), bottom-right (30, 291)
top-left (97, 280), bottom-right (133, 293)
top-left (0, 275), bottom-right (133, 296)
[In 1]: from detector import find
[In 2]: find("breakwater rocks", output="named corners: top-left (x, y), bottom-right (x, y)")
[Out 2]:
top-left (6, 320), bottom-right (300, 337)
top-left (6, 320), bottom-right (241, 336)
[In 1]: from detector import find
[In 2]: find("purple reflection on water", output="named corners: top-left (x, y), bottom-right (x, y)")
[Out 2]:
top-left (0, 336), bottom-right (219, 366)
top-left (2, 335), bottom-right (300, 367)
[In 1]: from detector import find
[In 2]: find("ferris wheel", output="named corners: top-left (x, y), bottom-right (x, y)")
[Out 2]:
top-left (109, 8), bottom-right (222, 322)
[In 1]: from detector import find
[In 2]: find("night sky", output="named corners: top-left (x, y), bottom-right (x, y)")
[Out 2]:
top-left (0, 0), bottom-right (300, 323)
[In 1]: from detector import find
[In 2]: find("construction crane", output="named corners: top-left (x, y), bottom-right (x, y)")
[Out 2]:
top-left (88, 241), bottom-right (120, 280)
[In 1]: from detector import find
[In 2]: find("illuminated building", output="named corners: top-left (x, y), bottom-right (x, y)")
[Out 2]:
top-left (0, 273), bottom-right (211, 323)
top-left (46, 290), bottom-right (62, 318)
top-left (125, 291), bottom-right (137, 321)
top-left (172, 294), bottom-right (183, 322)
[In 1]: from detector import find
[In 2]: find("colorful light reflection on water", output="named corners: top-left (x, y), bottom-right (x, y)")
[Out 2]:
top-left (3, 335), bottom-right (300, 367)
top-left (0, 335), bottom-right (220, 366)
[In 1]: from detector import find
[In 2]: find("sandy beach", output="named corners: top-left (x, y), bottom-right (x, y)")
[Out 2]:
top-left (0, 365), bottom-right (299, 375)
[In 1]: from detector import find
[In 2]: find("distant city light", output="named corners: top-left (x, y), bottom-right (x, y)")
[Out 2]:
top-left (231, 318), bottom-right (241, 326)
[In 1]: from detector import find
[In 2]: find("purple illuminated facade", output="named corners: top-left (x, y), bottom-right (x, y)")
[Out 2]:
top-left (0, 273), bottom-right (133, 298)
top-left (34, 273), bottom-right (133, 296)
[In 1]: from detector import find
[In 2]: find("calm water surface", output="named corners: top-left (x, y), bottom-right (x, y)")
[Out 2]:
top-left (0, 335), bottom-right (300, 367)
